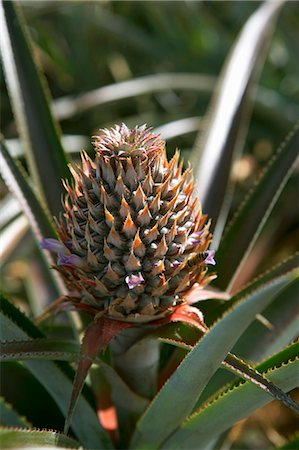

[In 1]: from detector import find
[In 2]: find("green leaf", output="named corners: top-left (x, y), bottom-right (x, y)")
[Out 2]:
top-left (0, 138), bottom-right (57, 242)
top-left (216, 123), bottom-right (299, 290)
top-left (233, 278), bottom-right (299, 362)
top-left (206, 253), bottom-right (299, 326)
top-left (0, 294), bottom-right (112, 449)
top-left (0, 138), bottom-right (65, 295)
top-left (0, 337), bottom-right (149, 415)
top-left (99, 363), bottom-right (149, 414)
top-left (162, 359), bottom-right (298, 449)
top-left (0, 339), bottom-right (80, 362)
top-left (131, 268), bottom-right (297, 449)
top-left (158, 333), bottom-right (299, 415)
top-left (223, 353), bottom-right (299, 413)
top-left (0, 427), bottom-right (79, 449)
top-left (0, 398), bottom-right (30, 428)
top-left (191, 1), bottom-right (283, 240)
top-left (255, 340), bottom-right (299, 374)
top-left (0, 0), bottom-right (70, 217)
top-left (194, 265), bottom-right (298, 408)
top-left (196, 338), bottom-right (299, 417)
top-left (52, 73), bottom-right (215, 120)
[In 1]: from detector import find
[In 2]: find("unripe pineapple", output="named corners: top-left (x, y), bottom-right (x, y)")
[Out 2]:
top-left (42, 124), bottom-right (215, 323)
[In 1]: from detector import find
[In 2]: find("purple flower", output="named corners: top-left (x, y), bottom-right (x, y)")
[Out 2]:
top-left (187, 231), bottom-right (204, 246)
top-left (204, 250), bottom-right (216, 266)
top-left (41, 238), bottom-right (69, 255)
top-left (125, 273), bottom-right (144, 289)
top-left (57, 254), bottom-right (85, 268)
top-left (171, 260), bottom-right (181, 269)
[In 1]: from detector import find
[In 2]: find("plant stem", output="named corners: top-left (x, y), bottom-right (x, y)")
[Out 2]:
top-left (110, 327), bottom-right (160, 398)
top-left (110, 327), bottom-right (160, 445)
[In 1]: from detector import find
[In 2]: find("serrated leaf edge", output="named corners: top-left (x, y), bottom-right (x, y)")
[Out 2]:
top-left (211, 268), bottom-right (297, 328)
top-left (222, 121), bottom-right (299, 240)
top-left (187, 356), bottom-right (299, 423)
top-left (0, 397), bottom-right (31, 428)
top-left (0, 425), bottom-right (80, 448)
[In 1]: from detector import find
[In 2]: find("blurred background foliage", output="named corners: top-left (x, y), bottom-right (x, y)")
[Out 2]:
top-left (2, 1), bottom-right (299, 145)
top-left (1, 0), bottom-right (298, 286)
top-left (1, 1), bottom-right (298, 448)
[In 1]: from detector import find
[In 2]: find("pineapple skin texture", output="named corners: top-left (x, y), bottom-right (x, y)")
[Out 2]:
top-left (51, 125), bottom-right (213, 323)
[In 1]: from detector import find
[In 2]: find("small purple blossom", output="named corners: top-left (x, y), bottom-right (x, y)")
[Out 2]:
top-left (171, 260), bottom-right (181, 269)
top-left (204, 250), bottom-right (216, 266)
top-left (57, 254), bottom-right (85, 268)
top-left (41, 238), bottom-right (69, 255)
top-left (125, 273), bottom-right (144, 289)
top-left (187, 231), bottom-right (204, 246)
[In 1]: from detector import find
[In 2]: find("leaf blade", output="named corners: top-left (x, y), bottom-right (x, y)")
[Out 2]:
top-left (0, 398), bottom-right (31, 428)
top-left (0, 0), bottom-right (70, 217)
top-left (131, 268), bottom-right (297, 449)
top-left (216, 122), bottom-right (299, 290)
top-left (162, 359), bottom-right (299, 450)
top-left (0, 294), bottom-right (112, 449)
top-left (0, 427), bottom-right (80, 449)
top-left (0, 138), bottom-right (57, 242)
top-left (191, 1), bottom-right (283, 240)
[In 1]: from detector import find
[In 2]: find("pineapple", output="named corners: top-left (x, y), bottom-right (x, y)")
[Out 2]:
top-left (42, 124), bottom-right (215, 324)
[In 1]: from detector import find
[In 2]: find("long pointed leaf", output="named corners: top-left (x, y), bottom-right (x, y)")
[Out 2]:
top-left (0, 398), bottom-right (30, 428)
top-left (223, 353), bottom-right (299, 413)
top-left (52, 73), bottom-right (215, 120)
top-left (162, 359), bottom-right (298, 450)
top-left (196, 276), bottom-right (299, 407)
top-left (232, 278), bottom-right (299, 362)
top-left (216, 122), bottom-right (299, 290)
top-left (0, 294), bottom-right (112, 449)
top-left (158, 332), bottom-right (299, 415)
top-left (63, 320), bottom-right (104, 435)
top-left (207, 252), bottom-right (299, 325)
top-left (131, 268), bottom-right (297, 449)
top-left (0, 427), bottom-right (80, 449)
top-left (255, 340), bottom-right (299, 373)
top-left (0, 0), bottom-right (70, 217)
top-left (0, 138), bottom-right (65, 295)
top-left (191, 1), bottom-right (283, 240)
top-left (0, 338), bottom-right (149, 416)
top-left (0, 339), bottom-right (80, 362)
top-left (0, 138), bottom-right (56, 242)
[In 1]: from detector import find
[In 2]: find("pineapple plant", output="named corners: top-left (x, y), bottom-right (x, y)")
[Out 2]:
top-left (0, 1), bottom-right (298, 449)
top-left (41, 124), bottom-right (215, 325)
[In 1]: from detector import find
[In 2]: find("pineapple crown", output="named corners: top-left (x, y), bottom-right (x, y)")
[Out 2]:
top-left (42, 124), bottom-right (215, 323)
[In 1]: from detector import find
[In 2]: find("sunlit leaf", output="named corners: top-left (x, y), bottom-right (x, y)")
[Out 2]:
top-left (0, 427), bottom-right (80, 449)
top-left (0, 138), bottom-right (56, 242)
top-left (131, 268), bottom-right (296, 449)
top-left (52, 73), bottom-right (214, 120)
top-left (0, 1), bottom-right (70, 217)
top-left (162, 358), bottom-right (298, 449)
top-left (0, 294), bottom-right (113, 449)
top-left (191, 1), bottom-right (284, 243)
